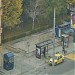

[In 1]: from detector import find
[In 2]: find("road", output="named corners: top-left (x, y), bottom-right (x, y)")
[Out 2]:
top-left (2, 28), bottom-right (75, 75)
top-left (25, 58), bottom-right (75, 75)
top-left (2, 38), bottom-right (75, 75)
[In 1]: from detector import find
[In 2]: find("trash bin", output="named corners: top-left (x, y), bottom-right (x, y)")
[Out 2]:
top-left (3, 52), bottom-right (14, 70)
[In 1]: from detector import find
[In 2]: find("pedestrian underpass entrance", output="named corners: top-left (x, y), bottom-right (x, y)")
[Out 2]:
top-left (36, 39), bottom-right (53, 59)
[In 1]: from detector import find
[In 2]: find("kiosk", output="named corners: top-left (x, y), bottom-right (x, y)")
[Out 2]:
top-left (36, 40), bottom-right (53, 59)
top-left (62, 34), bottom-right (69, 47)
top-left (55, 22), bottom-right (73, 37)
top-left (3, 52), bottom-right (14, 70)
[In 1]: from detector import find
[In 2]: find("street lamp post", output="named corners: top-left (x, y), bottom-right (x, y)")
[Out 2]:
top-left (52, 8), bottom-right (56, 66)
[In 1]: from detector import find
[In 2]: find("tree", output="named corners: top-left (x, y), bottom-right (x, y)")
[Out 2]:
top-left (67, 0), bottom-right (75, 4)
top-left (44, 0), bottom-right (68, 24)
top-left (24, 0), bottom-right (44, 30)
top-left (67, 0), bottom-right (75, 11)
top-left (2, 0), bottom-right (23, 28)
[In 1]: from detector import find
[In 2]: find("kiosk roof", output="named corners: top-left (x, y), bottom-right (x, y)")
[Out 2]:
top-left (36, 39), bottom-right (53, 47)
top-left (7, 52), bottom-right (14, 57)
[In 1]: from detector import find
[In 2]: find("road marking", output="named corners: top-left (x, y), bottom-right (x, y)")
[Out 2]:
top-left (65, 53), bottom-right (75, 61)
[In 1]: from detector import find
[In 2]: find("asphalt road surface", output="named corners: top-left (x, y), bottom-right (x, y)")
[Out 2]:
top-left (25, 58), bottom-right (75, 75)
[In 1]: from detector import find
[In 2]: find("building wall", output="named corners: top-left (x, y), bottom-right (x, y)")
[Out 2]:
top-left (0, 0), bottom-right (2, 66)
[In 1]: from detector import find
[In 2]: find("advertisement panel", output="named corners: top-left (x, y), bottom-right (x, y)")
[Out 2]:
top-left (36, 47), bottom-right (41, 59)
top-left (71, 14), bottom-right (75, 28)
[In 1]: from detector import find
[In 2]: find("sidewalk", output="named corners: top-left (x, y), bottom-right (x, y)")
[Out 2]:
top-left (1, 28), bottom-right (74, 75)
top-left (1, 41), bottom-right (74, 75)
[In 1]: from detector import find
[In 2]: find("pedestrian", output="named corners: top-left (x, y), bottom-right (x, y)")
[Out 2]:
top-left (62, 49), bottom-right (67, 54)
top-left (62, 49), bottom-right (65, 54)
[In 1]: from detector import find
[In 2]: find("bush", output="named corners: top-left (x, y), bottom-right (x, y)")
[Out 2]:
top-left (2, 33), bottom-right (26, 43)
top-left (2, 25), bottom-right (51, 43)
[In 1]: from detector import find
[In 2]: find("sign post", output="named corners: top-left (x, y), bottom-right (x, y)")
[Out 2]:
top-left (71, 12), bottom-right (75, 51)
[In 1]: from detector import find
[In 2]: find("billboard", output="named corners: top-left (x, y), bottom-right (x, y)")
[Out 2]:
top-left (71, 14), bottom-right (75, 28)
top-left (36, 47), bottom-right (41, 59)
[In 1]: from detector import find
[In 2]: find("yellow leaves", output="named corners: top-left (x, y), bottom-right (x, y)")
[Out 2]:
top-left (2, 0), bottom-right (23, 27)
top-left (67, 0), bottom-right (75, 4)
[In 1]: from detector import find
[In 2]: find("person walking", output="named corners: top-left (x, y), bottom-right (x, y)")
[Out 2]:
top-left (62, 36), bottom-right (66, 54)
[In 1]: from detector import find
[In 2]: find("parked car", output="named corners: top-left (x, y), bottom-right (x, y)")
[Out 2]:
top-left (49, 52), bottom-right (64, 66)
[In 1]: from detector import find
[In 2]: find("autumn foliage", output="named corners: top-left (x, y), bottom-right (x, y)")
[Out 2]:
top-left (2, 0), bottom-right (23, 27)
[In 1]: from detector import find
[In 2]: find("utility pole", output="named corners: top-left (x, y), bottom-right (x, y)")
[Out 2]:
top-left (53, 8), bottom-right (55, 66)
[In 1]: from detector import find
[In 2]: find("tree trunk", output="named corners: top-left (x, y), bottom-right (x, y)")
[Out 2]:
top-left (32, 11), bottom-right (35, 30)
top-left (32, 17), bottom-right (35, 30)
